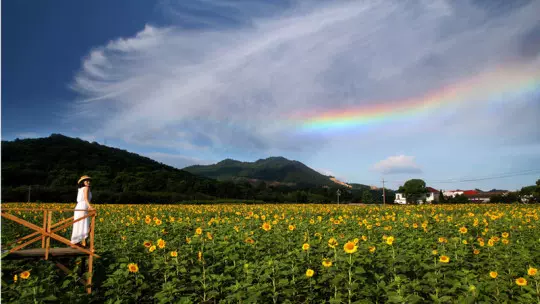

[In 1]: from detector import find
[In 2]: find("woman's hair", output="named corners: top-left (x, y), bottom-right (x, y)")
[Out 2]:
top-left (78, 179), bottom-right (91, 189)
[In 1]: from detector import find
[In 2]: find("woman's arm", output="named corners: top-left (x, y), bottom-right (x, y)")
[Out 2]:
top-left (83, 187), bottom-right (94, 210)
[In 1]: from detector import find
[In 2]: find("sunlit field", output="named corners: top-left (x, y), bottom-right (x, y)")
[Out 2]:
top-left (2, 203), bottom-right (539, 303)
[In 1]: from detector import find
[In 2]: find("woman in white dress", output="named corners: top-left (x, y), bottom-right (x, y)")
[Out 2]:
top-left (71, 175), bottom-right (94, 246)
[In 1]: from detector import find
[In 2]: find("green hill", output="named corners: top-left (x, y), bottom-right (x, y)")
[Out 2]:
top-left (184, 156), bottom-right (338, 187)
top-left (1, 134), bottom-right (220, 203)
top-left (1, 134), bottom-right (389, 204)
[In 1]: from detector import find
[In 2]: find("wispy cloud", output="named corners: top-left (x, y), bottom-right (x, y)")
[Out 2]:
top-left (70, 0), bottom-right (540, 157)
top-left (372, 155), bottom-right (422, 175)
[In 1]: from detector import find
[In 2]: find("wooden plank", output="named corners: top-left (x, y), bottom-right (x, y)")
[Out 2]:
top-left (87, 214), bottom-right (96, 294)
top-left (2, 248), bottom-right (89, 259)
top-left (45, 211), bottom-right (52, 260)
top-left (2, 212), bottom-right (97, 256)
top-left (2, 208), bottom-right (95, 212)
top-left (42, 210), bottom-right (47, 248)
top-left (4, 214), bottom-right (71, 248)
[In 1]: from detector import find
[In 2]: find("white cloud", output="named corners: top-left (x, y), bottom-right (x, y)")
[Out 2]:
top-left (372, 155), bottom-right (422, 174)
top-left (70, 0), bottom-right (540, 156)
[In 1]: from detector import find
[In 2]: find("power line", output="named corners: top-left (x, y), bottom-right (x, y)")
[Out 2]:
top-left (363, 168), bottom-right (540, 185)
top-left (428, 169), bottom-right (540, 184)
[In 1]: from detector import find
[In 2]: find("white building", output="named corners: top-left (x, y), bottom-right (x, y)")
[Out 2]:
top-left (394, 187), bottom-right (440, 204)
top-left (443, 190), bottom-right (464, 198)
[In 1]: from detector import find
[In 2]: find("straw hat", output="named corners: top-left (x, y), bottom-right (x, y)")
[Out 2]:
top-left (78, 175), bottom-right (92, 184)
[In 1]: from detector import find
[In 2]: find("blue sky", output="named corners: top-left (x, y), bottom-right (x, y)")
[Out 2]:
top-left (2, 0), bottom-right (540, 191)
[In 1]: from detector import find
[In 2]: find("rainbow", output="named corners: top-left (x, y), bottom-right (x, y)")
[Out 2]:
top-left (290, 63), bottom-right (540, 132)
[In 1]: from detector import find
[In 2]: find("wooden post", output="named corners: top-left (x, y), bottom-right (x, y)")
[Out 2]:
top-left (87, 211), bottom-right (96, 294)
top-left (45, 211), bottom-right (52, 260)
top-left (42, 210), bottom-right (47, 248)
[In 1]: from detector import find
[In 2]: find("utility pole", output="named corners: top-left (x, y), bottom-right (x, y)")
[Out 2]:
top-left (337, 189), bottom-right (341, 205)
top-left (382, 178), bottom-right (386, 206)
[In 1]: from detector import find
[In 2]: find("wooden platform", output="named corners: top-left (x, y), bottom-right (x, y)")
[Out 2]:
top-left (2, 247), bottom-right (89, 260)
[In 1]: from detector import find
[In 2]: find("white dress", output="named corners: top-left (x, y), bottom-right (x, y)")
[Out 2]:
top-left (70, 187), bottom-right (92, 244)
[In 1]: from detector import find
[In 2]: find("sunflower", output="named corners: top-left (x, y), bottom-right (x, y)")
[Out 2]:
top-left (515, 277), bottom-right (527, 286)
top-left (473, 249), bottom-right (480, 255)
top-left (489, 271), bottom-right (498, 279)
top-left (459, 227), bottom-right (468, 234)
top-left (143, 240), bottom-right (152, 248)
top-left (386, 236), bottom-right (394, 245)
top-left (369, 246), bottom-right (376, 253)
top-left (128, 263), bottom-right (139, 273)
top-left (528, 267), bottom-right (537, 276)
top-left (288, 225), bottom-right (295, 231)
top-left (502, 232), bottom-right (509, 238)
top-left (13, 274), bottom-right (17, 282)
top-left (195, 228), bottom-right (203, 235)
top-left (306, 269), bottom-right (315, 278)
top-left (149, 245), bottom-right (156, 253)
top-left (432, 250), bottom-right (438, 255)
top-left (328, 237), bottom-right (338, 248)
top-left (20, 271), bottom-right (30, 280)
top-left (262, 222), bottom-right (272, 231)
top-left (343, 241), bottom-right (358, 254)
top-left (439, 255), bottom-right (450, 263)
top-left (145, 217), bottom-right (152, 224)
top-left (157, 238), bottom-right (166, 249)
top-left (245, 237), bottom-right (255, 244)
top-left (302, 243), bottom-right (310, 251)
top-left (322, 258), bottom-right (332, 268)
top-left (170, 251), bottom-right (178, 257)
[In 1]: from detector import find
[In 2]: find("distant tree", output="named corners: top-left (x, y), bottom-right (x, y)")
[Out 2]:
top-left (451, 194), bottom-right (469, 204)
top-left (536, 179), bottom-right (540, 199)
top-left (438, 189), bottom-right (446, 204)
top-left (398, 179), bottom-right (428, 204)
top-left (520, 185), bottom-right (536, 196)
top-left (361, 190), bottom-right (373, 204)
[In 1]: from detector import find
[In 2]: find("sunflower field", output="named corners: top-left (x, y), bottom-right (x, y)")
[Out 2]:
top-left (1, 203), bottom-right (539, 303)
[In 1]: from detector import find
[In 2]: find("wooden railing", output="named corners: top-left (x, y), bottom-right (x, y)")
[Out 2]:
top-left (1, 207), bottom-right (99, 294)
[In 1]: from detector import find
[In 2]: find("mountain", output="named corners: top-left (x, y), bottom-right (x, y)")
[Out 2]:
top-left (1, 134), bottom-right (387, 204)
top-left (1, 134), bottom-right (219, 203)
top-left (184, 156), bottom-right (344, 187)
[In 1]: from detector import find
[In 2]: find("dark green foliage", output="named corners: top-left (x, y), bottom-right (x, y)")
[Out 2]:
top-left (446, 194), bottom-right (470, 204)
top-left (1, 134), bottom-right (219, 203)
top-left (361, 190), bottom-right (373, 204)
top-left (397, 179), bottom-right (429, 204)
top-left (438, 189), bottom-right (446, 204)
top-left (184, 156), bottom-right (336, 187)
top-left (1, 134), bottom-right (393, 204)
top-left (489, 192), bottom-right (520, 204)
